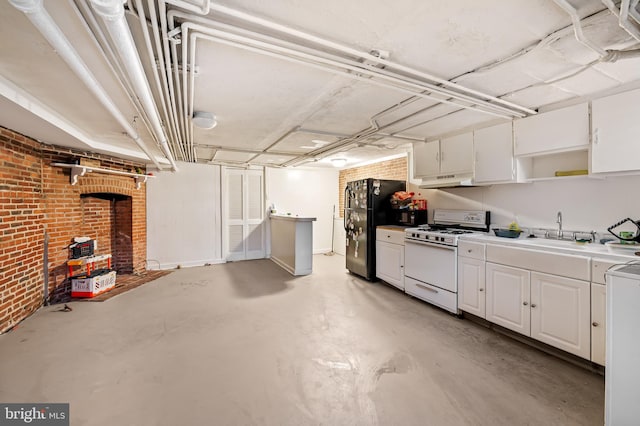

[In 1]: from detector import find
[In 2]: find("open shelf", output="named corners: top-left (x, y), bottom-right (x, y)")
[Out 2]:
top-left (517, 149), bottom-right (590, 182)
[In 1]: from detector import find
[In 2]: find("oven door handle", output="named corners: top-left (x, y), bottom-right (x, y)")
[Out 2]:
top-left (404, 239), bottom-right (456, 250)
top-left (416, 283), bottom-right (439, 293)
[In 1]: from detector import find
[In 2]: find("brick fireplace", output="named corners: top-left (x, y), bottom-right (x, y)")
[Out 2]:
top-left (0, 126), bottom-right (147, 333)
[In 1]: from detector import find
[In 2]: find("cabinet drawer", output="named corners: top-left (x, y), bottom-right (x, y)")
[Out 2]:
top-left (376, 228), bottom-right (405, 245)
top-left (486, 244), bottom-right (590, 281)
top-left (458, 241), bottom-right (485, 260)
top-left (592, 258), bottom-right (622, 285)
top-left (405, 276), bottom-right (457, 314)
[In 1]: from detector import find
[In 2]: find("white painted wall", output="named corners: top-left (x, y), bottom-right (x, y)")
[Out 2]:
top-left (408, 174), bottom-right (640, 237)
top-left (265, 167), bottom-right (339, 254)
top-left (146, 162), bottom-right (222, 269)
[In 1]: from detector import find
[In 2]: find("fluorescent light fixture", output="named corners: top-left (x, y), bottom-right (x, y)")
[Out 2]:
top-left (192, 111), bottom-right (217, 129)
top-left (331, 158), bottom-right (347, 168)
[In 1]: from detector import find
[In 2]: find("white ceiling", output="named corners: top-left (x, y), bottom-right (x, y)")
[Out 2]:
top-left (1, 0), bottom-right (639, 170)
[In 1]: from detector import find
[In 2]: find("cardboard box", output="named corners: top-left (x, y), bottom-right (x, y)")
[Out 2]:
top-left (71, 270), bottom-right (116, 298)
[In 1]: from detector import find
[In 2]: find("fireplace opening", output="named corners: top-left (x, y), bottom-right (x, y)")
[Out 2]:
top-left (80, 193), bottom-right (133, 274)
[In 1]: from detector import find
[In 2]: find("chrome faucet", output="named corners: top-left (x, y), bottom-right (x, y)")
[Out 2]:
top-left (556, 211), bottom-right (563, 240)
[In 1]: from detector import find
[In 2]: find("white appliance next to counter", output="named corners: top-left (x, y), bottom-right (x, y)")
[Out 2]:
top-left (605, 263), bottom-right (640, 425)
top-left (404, 209), bottom-right (490, 314)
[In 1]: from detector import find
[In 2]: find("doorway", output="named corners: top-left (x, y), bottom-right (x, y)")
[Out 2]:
top-left (222, 167), bottom-right (266, 261)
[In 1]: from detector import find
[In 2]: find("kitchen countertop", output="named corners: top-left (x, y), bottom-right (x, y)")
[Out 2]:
top-left (270, 214), bottom-right (316, 222)
top-left (461, 233), bottom-right (640, 261)
top-left (376, 225), bottom-right (412, 231)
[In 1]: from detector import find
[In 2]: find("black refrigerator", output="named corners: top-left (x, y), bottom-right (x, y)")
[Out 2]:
top-left (344, 178), bottom-right (406, 281)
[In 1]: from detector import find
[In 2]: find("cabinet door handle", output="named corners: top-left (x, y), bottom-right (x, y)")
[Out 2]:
top-left (417, 283), bottom-right (438, 293)
top-left (592, 322), bottom-right (599, 327)
top-left (467, 249), bottom-right (472, 253)
top-left (479, 288), bottom-right (484, 292)
top-left (531, 303), bottom-right (537, 308)
top-left (436, 152), bottom-right (439, 162)
top-left (593, 128), bottom-right (599, 145)
top-left (523, 301), bottom-right (528, 306)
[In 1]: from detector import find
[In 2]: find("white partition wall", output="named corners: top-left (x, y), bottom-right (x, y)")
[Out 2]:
top-left (265, 167), bottom-right (339, 255)
top-left (146, 162), bottom-right (223, 269)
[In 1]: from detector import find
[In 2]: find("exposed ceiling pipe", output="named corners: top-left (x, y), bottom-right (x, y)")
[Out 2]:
top-left (147, 0), bottom-right (187, 161)
top-left (165, 0), bottom-right (210, 15)
top-left (89, 0), bottom-right (178, 172)
top-left (132, 0), bottom-right (180, 160)
top-left (205, 2), bottom-right (536, 116)
top-left (165, 8), bottom-right (538, 168)
top-left (163, 2), bottom-right (188, 156)
top-left (9, 0), bottom-right (163, 170)
top-left (169, 11), bottom-right (527, 120)
top-left (552, 0), bottom-right (608, 58)
top-left (169, 13), bottom-right (536, 169)
top-left (620, 0), bottom-right (640, 36)
top-left (71, 0), bottom-right (158, 145)
top-left (602, 0), bottom-right (640, 41)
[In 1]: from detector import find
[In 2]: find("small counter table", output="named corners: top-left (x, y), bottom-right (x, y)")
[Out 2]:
top-left (270, 214), bottom-right (316, 276)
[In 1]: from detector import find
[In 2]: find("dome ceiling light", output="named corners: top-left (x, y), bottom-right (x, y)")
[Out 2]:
top-left (192, 111), bottom-right (217, 129)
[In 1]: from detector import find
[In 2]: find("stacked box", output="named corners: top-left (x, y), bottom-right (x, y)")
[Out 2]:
top-left (71, 270), bottom-right (116, 298)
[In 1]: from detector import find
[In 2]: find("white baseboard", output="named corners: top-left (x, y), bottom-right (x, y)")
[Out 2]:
top-left (146, 258), bottom-right (226, 270)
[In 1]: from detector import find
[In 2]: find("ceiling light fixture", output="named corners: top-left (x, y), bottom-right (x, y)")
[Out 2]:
top-left (331, 158), bottom-right (347, 168)
top-left (192, 111), bottom-right (217, 129)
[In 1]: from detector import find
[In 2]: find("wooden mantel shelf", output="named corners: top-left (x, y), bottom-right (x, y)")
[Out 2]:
top-left (52, 163), bottom-right (156, 189)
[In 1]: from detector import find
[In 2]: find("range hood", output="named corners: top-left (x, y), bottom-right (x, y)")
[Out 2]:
top-left (418, 173), bottom-right (475, 189)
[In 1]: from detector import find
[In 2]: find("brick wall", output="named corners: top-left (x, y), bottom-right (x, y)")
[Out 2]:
top-left (0, 126), bottom-right (147, 333)
top-left (0, 129), bottom-right (45, 333)
top-left (338, 156), bottom-right (408, 217)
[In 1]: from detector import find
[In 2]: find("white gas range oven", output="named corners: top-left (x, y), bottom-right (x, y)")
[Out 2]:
top-left (404, 209), bottom-right (490, 314)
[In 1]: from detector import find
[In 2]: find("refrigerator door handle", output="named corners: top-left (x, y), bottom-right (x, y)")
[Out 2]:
top-left (343, 186), bottom-right (349, 231)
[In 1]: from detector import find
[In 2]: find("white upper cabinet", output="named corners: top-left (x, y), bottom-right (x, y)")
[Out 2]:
top-left (473, 122), bottom-right (514, 184)
top-left (440, 132), bottom-right (473, 175)
top-left (514, 103), bottom-right (589, 157)
top-left (591, 88), bottom-right (640, 174)
top-left (413, 140), bottom-right (440, 178)
top-left (413, 132), bottom-right (473, 180)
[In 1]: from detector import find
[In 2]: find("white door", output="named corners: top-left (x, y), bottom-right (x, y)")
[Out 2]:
top-left (530, 272), bottom-right (590, 359)
top-left (458, 257), bottom-right (486, 318)
top-left (486, 262), bottom-right (530, 336)
top-left (413, 140), bottom-right (440, 178)
top-left (591, 283), bottom-right (606, 366)
top-left (223, 167), bottom-right (265, 261)
top-left (376, 241), bottom-right (404, 290)
top-left (440, 132), bottom-right (473, 175)
top-left (474, 123), bottom-right (514, 183)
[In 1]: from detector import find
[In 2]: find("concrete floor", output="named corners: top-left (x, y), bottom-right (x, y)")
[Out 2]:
top-left (0, 254), bottom-right (604, 425)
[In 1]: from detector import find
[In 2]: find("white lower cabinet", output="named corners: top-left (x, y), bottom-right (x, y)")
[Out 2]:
top-left (591, 283), bottom-right (606, 366)
top-left (530, 272), bottom-right (590, 359)
top-left (485, 262), bottom-right (591, 359)
top-left (458, 257), bottom-right (486, 318)
top-left (486, 263), bottom-right (531, 335)
top-left (376, 240), bottom-right (404, 290)
top-left (376, 228), bottom-right (405, 290)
